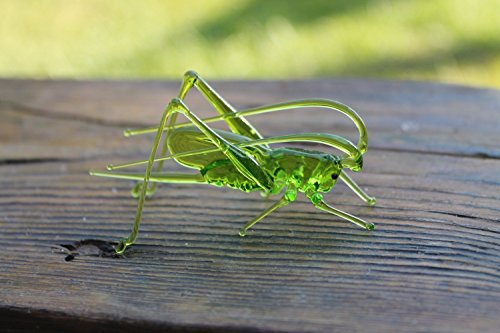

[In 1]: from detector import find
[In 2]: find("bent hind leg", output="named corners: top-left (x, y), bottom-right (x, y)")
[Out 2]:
top-left (133, 71), bottom-right (268, 197)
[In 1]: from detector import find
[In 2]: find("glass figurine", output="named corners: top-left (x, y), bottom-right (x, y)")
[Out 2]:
top-left (90, 71), bottom-right (376, 254)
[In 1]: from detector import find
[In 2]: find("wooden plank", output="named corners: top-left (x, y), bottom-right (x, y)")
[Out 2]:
top-left (0, 78), bottom-right (499, 333)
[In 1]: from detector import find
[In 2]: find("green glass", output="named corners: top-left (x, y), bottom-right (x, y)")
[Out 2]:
top-left (90, 71), bottom-right (376, 254)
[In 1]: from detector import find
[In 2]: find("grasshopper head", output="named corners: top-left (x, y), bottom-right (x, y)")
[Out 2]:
top-left (308, 155), bottom-right (342, 193)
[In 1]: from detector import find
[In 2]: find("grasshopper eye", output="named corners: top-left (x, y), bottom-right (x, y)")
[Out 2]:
top-left (331, 173), bottom-right (339, 180)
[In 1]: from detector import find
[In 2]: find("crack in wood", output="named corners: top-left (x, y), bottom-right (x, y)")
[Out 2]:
top-left (0, 157), bottom-right (74, 165)
top-left (369, 146), bottom-right (500, 160)
top-left (0, 99), bottom-right (143, 129)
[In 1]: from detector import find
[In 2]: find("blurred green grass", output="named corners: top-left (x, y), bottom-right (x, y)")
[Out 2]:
top-left (1, 0), bottom-right (500, 87)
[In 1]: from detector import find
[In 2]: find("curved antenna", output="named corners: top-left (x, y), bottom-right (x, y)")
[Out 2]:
top-left (124, 99), bottom-right (369, 155)
top-left (107, 132), bottom-right (363, 171)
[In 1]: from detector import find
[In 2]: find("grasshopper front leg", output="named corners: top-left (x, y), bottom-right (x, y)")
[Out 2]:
top-left (339, 171), bottom-right (376, 206)
top-left (306, 191), bottom-right (375, 230)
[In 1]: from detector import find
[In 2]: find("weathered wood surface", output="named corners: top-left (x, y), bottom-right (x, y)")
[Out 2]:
top-left (0, 78), bottom-right (499, 333)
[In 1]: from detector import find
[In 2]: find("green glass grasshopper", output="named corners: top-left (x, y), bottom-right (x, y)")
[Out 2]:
top-left (90, 71), bottom-right (376, 254)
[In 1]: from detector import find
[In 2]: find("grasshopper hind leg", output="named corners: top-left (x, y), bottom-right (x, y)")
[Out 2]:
top-left (130, 70), bottom-right (267, 199)
top-left (114, 97), bottom-right (271, 254)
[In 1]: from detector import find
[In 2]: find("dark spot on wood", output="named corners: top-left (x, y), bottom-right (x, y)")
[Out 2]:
top-left (56, 239), bottom-right (121, 261)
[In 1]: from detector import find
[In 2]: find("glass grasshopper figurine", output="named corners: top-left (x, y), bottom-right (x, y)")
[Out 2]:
top-left (90, 70), bottom-right (376, 254)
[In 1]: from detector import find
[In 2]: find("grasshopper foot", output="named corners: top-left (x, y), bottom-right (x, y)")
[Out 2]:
top-left (131, 183), bottom-right (157, 198)
top-left (114, 238), bottom-right (130, 254)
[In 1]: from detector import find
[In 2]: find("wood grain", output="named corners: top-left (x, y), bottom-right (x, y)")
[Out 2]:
top-left (0, 78), bottom-right (499, 333)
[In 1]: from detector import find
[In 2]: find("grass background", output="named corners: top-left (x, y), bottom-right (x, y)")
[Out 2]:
top-left (1, 0), bottom-right (499, 87)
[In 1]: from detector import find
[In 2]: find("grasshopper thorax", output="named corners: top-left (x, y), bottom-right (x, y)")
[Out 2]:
top-left (265, 148), bottom-right (342, 195)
